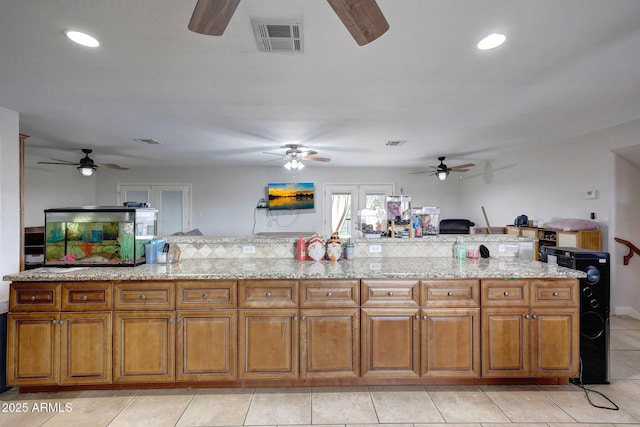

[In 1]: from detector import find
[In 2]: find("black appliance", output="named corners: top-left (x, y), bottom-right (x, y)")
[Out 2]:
top-left (540, 246), bottom-right (610, 384)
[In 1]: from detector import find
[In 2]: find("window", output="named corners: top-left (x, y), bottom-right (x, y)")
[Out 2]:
top-left (323, 184), bottom-right (394, 238)
top-left (117, 184), bottom-right (191, 237)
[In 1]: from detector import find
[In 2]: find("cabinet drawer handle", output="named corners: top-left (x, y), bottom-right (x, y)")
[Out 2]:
top-left (140, 294), bottom-right (146, 300)
top-left (388, 291), bottom-right (394, 296)
top-left (30, 295), bottom-right (36, 301)
top-left (447, 291), bottom-right (454, 296)
top-left (202, 293), bottom-right (208, 299)
top-left (326, 292), bottom-right (332, 297)
top-left (82, 295), bottom-right (88, 301)
top-left (266, 291), bottom-right (272, 297)
top-left (553, 292), bottom-right (559, 297)
top-left (504, 291), bottom-right (510, 296)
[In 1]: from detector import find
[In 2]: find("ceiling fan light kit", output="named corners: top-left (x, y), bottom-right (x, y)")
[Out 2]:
top-left (78, 165), bottom-right (96, 176)
top-left (437, 170), bottom-right (449, 181)
top-left (285, 159), bottom-right (304, 170)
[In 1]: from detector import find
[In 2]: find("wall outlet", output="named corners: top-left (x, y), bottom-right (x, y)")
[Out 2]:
top-left (499, 244), bottom-right (519, 254)
top-left (243, 245), bottom-right (256, 254)
top-left (369, 262), bottom-right (382, 271)
top-left (369, 244), bottom-right (382, 253)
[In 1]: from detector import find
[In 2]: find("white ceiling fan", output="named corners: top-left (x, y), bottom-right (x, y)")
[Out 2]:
top-left (263, 144), bottom-right (331, 170)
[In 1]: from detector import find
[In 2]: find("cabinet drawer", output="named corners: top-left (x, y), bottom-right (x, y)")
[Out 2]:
top-left (422, 280), bottom-right (479, 307)
top-left (300, 279), bottom-right (359, 308)
top-left (114, 282), bottom-right (175, 310)
top-left (176, 280), bottom-right (237, 309)
top-left (531, 279), bottom-right (579, 307)
top-left (239, 280), bottom-right (298, 308)
top-left (61, 282), bottom-right (112, 311)
top-left (361, 280), bottom-right (419, 307)
top-left (9, 283), bottom-right (60, 311)
top-left (481, 280), bottom-right (530, 307)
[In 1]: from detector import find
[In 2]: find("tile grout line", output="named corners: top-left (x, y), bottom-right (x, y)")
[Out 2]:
top-left (173, 387), bottom-right (198, 427)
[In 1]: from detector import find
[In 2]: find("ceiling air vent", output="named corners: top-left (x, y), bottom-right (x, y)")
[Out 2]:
top-left (252, 19), bottom-right (303, 53)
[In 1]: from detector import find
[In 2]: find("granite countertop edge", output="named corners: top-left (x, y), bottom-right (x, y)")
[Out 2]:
top-left (4, 257), bottom-right (586, 282)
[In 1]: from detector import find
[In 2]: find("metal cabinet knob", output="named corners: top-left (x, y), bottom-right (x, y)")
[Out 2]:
top-left (167, 318), bottom-right (173, 324)
top-left (415, 315), bottom-right (420, 320)
top-left (388, 291), bottom-right (394, 296)
top-left (553, 292), bottom-right (559, 297)
top-left (266, 291), bottom-right (272, 297)
top-left (301, 316), bottom-right (306, 320)
top-left (30, 295), bottom-right (36, 301)
top-left (59, 320), bottom-right (64, 325)
top-left (504, 291), bottom-right (510, 296)
top-left (51, 319), bottom-right (57, 325)
top-left (447, 291), bottom-right (454, 296)
top-left (140, 294), bottom-right (146, 300)
top-left (202, 293), bottom-right (208, 299)
top-left (293, 316), bottom-right (298, 321)
top-left (82, 295), bottom-right (88, 301)
top-left (532, 314), bottom-right (538, 320)
top-left (422, 315), bottom-right (427, 320)
top-left (525, 314), bottom-right (531, 319)
top-left (326, 292), bottom-right (332, 297)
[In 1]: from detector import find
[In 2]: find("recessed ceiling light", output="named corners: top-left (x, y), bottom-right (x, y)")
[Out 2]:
top-left (477, 33), bottom-right (506, 50)
top-left (65, 30), bottom-right (100, 48)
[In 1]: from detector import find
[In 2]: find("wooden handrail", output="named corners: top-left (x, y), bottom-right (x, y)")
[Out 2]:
top-left (614, 237), bottom-right (640, 265)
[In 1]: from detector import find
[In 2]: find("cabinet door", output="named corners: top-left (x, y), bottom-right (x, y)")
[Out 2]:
top-left (239, 309), bottom-right (298, 379)
top-left (176, 310), bottom-right (237, 381)
top-left (113, 311), bottom-right (175, 383)
top-left (361, 308), bottom-right (420, 378)
top-left (421, 308), bottom-right (480, 377)
top-left (7, 313), bottom-right (59, 386)
top-left (300, 308), bottom-right (359, 378)
top-left (531, 308), bottom-right (579, 377)
top-left (556, 232), bottom-right (578, 247)
top-left (60, 312), bottom-right (112, 385)
top-left (481, 308), bottom-right (530, 377)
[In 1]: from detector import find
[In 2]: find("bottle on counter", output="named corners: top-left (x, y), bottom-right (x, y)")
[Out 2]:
top-left (454, 236), bottom-right (467, 259)
top-left (296, 235), bottom-right (306, 261)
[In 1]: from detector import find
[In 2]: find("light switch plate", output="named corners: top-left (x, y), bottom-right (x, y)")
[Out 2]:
top-left (585, 189), bottom-right (597, 199)
top-left (369, 245), bottom-right (382, 253)
top-left (243, 245), bottom-right (256, 254)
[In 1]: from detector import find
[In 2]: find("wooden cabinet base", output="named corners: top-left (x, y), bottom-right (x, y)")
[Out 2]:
top-left (15, 375), bottom-right (570, 393)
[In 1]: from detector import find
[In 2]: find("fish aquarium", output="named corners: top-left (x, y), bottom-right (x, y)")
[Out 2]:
top-left (44, 206), bottom-right (158, 266)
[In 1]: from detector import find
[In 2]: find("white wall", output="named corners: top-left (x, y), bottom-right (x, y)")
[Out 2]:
top-left (0, 106), bottom-right (20, 302)
top-left (612, 154), bottom-right (640, 318)
top-left (93, 166), bottom-right (461, 236)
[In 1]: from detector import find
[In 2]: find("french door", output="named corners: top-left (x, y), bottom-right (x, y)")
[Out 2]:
top-left (117, 184), bottom-right (191, 237)
top-left (323, 184), bottom-right (394, 239)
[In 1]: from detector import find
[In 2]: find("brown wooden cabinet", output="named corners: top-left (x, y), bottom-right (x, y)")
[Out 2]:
top-left (238, 280), bottom-right (299, 379)
top-left (481, 279), bottom-right (579, 378)
top-left (421, 279), bottom-right (480, 377)
top-left (113, 282), bottom-right (175, 383)
top-left (299, 279), bottom-right (360, 379)
top-left (175, 280), bottom-right (237, 381)
top-left (7, 282), bottom-right (112, 386)
top-left (361, 280), bottom-right (420, 378)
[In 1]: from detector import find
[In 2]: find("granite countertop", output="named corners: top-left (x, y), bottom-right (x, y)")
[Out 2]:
top-left (4, 257), bottom-right (586, 282)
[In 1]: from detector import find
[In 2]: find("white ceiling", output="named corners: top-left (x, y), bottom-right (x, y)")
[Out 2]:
top-left (2, 0), bottom-right (640, 171)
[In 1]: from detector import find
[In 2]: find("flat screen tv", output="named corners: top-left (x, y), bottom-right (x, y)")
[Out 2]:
top-left (267, 182), bottom-right (315, 210)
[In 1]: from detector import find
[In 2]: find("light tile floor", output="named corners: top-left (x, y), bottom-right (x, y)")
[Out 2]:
top-left (1, 315), bottom-right (639, 427)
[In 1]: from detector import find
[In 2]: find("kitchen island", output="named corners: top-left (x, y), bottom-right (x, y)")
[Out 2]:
top-left (3, 257), bottom-right (585, 391)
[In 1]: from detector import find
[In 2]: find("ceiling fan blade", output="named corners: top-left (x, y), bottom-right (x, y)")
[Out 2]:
top-left (37, 161), bottom-right (79, 166)
top-left (96, 163), bottom-right (129, 170)
top-left (409, 170), bottom-right (431, 175)
top-left (449, 163), bottom-right (476, 171)
top-left (326, 0), bottom-right (389, 46)
top-left (188, 0), bottom-right (241, 36)
top-left (262, 151), bottom-right (285, 157)
top-left (302, 156), bottom-right (331, 162)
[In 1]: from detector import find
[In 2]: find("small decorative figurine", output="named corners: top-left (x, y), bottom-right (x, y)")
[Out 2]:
top-left (306, 234), bottom-right (326, 261)
top-left (325, 232), bottom-right (343, 261)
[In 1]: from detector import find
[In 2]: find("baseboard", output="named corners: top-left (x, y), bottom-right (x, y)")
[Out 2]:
top-left (613, 306), bottom-right (640, 320)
